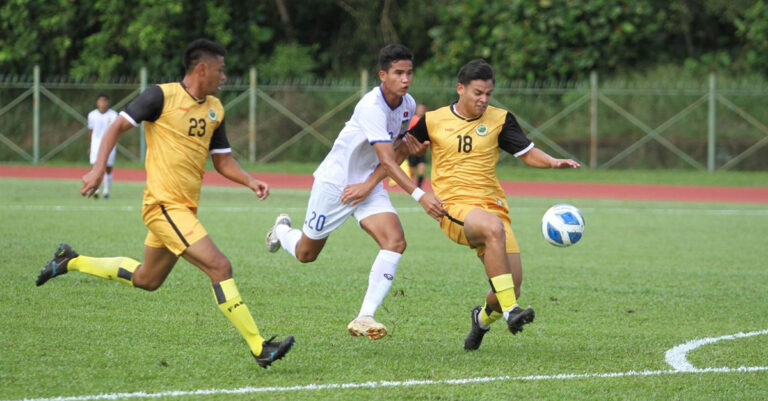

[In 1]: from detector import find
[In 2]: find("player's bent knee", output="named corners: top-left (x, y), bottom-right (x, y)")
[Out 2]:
top-left (131, 268), bottom-right (165, 291)
top-left (209, 257), bottom-right (233, 281)
top-left (296, 250), bottom-right (318, 263)
top-left (384, 237), bottom-right (406, 254)
top-left (134, 278), bottom-right (163, 291)
top-left (297, 254), bottom-right (317, 263)
top-left (479, 220), bottom-right (505, 243)
top-left (220, 259), bottom-right (233, 277)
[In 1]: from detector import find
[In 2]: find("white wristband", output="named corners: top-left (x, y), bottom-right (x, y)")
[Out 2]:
top-left (411, 187), bottom-right (425, 202)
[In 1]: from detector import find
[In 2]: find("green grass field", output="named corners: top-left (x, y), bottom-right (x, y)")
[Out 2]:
top-left (1, 176), bottom-right (767, 401)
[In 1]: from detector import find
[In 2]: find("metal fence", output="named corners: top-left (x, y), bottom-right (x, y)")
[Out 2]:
top-left (2, 66), bottom-right (768, 170)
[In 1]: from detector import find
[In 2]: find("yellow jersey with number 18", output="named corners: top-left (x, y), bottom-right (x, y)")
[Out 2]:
top-left (121, 83), bottom-right (230, 208)
top-left (410, 104), bottom-right (533, 204)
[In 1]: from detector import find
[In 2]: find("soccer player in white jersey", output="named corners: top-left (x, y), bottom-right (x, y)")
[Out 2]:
top-left (266, 44), bottom-right (446, 340)
top-left (87, 94), bottom-right (119, 199)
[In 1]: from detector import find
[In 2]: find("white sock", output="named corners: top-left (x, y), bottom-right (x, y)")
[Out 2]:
top-left (103, 172), bottom-right (113, 195)
top-left (476, 308), bottom-right (490, 330)
top-left (358, 250), bottom-right (402, 318)
top-left (502, 306), bottom-right (519, 321)
top-left (275, 224), bottom-right (301, 259)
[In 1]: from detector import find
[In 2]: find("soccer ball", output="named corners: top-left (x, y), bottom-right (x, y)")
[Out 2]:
top-left (541, 204), bottom-right (585, 247)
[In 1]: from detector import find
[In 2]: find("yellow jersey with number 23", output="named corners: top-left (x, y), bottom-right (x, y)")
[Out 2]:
top-left (120, 82), bottom-right (230, 208)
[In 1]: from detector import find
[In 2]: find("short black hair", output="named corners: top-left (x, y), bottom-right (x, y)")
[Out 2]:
top-left (379, 44), bottom-right (413, 72)
top-left (95, 93), bottom-right (109, 101)
top-left (457, 59), bottom-right (495, 85)
top-left (183, 39), bottom-right (227, 73)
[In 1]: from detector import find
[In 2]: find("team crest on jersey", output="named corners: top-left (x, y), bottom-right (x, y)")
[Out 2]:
top-left (475, 123), bottom-right (488, 136)
top-left (208, 108), bottom-right (218, 122)
top-left (475, 123), bottom-right (488, 137)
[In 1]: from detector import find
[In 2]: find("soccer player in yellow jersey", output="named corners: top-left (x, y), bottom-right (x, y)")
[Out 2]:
top-left (358, 59), bottom-right (580, 350)
top-left (36, 39), bottom-right (294, 368)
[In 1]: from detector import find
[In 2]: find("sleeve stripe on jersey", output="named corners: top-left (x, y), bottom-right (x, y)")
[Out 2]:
top-left (209, 148), bottom-right (232, 154)
top-left (513, 142), bottom-right (535, 157)
top-left (369, 140), bottom-right (392, 145)
top-left (119, 111), bottom-right (138, 127)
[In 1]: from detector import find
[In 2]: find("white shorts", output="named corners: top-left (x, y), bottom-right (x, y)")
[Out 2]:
top-left (90, 139), bottom-right (117, 166)
top-left (302, 180), bottom-right (397, 240)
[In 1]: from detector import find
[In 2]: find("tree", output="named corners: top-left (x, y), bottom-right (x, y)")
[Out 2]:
top-left (735, 1), bottom-right (768, 74)
top-left (0, 0), bottom-right (90, 77)
top-left (421, 0), bottom-right (749, 81)
top-left (2, 0), bottom-right (766, 81)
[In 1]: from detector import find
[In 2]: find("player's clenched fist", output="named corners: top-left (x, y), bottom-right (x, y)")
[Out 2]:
top-left (81, 168), bottom-right (104, 197)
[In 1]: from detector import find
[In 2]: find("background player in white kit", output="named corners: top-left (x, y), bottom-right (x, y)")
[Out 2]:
top-left (87, 93), bottom-right (118, 199)
top-left (266, 44), bottom-right (446, 339)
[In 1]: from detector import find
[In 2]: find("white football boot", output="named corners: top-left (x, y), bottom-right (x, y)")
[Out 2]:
top-left (265, 214), bottom-right (292, 253)
top-left (347, 316), bottom-right (387, 340)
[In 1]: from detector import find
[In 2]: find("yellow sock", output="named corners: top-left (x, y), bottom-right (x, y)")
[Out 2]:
top-left (212, 278), bottom-right (265, 355)
top-left (489, 274), bottom-right (518, 312)
top-left (479, 302), bottom-right (503, 327)
top-left (68, 256), bottom-right (139, 286)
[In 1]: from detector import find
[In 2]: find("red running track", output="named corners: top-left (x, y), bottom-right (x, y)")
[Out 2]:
top-left (1, 165), bottom-right (767, 204)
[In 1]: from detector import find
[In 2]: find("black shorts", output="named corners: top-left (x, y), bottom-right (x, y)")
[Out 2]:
top-left (408, 155), bottom-right (426, 167)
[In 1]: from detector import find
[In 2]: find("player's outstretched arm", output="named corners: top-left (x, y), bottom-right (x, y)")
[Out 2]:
top-left (519, 147), bottom-right (581, 169)
top-left (81, 116), bottom-right (133, 197)
top-left (212, 153), bottom-right (269, 200)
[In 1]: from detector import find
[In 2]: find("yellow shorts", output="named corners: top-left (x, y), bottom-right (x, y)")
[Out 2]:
top-left (439, 201), bottom-right (520, 257)
top-left (142, 203), bottom-right (208, 256)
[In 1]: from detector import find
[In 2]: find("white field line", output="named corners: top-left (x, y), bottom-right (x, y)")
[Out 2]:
top-left (665, 328), bottom-right (768, 372)
top-left (6, 366), bottom-right (768, 401)
top-left (3, 204), bottom-right (768, 216)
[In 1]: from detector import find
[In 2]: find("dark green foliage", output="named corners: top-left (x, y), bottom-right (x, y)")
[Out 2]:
top-left (734, 1), bottom-right (768, 75)
top-left (423, 0), bottom-right (754, 81)
top-left (1, 1), bottom-right (766, 81)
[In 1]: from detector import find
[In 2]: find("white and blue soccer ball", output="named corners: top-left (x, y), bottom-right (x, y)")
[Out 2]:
top-left (541, 204), bottom-right (585, 247)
